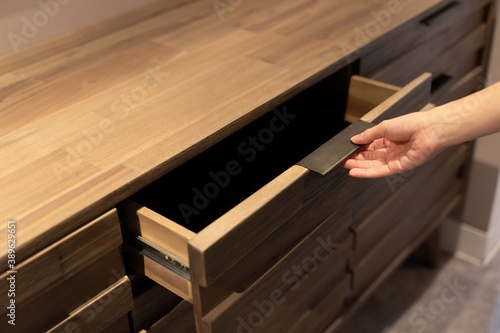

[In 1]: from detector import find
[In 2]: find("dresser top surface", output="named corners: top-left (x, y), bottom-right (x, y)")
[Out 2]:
top-left (0, 0), bottom-right (444, 266)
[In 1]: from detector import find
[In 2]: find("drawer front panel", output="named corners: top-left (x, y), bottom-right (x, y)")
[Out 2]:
top-left (101, 315), bottom-right (131, 333)
top-left (0, 209), bottom-right (122, 308)
top-left (0, 249), bottom-right (126, 333)
top-left (0, 209), bottom-right (123, 332)
top-left (352, 145), bottom-right (468, 296)
top-left (255, 232), bottom-right (352, 333)
top-left (287, 275), bottom-right (350, 333)
top-left (353, 180), bottom-right (463, 297)
top-left (201, 207), bottom-right (352, 333)
top-left (147, 301), bottom-right (196, 333)
top-left (432, 66), bottom-right (485, 106)
top-left (360, 0), bottom-right (490, 76)
top-left (371, 22), bottom-right (486, 87)
top-left (208, 189), bottom-right (355, 294)
top-left (47, 276), bottom-right (134, 333)
top-left (351, 145), bottom-right (467, 265)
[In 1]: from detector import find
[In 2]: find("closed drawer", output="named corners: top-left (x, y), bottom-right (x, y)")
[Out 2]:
top-left (350, 144), bottom-right (468, 266)
top-left (360, 0), bottom-right (491, 76)
top-left (118, 73), bottom-right (431, 309)
top-left (47, 276), bottom-right (134, 333)
top-left (145, 301), bottom-right (196, 333)
top-left (287, 274), bottom-right (350, 333)
top-left (0, 209), bottom-right (124, 333)
top-left (351, 145), bottom-right (468, 296)
top-left (432, 66), bottom-right (485, 106)
top-left (1, 249), bottom-right (126, 332)
top-left (369, 22), bottom-right (487, 88)
top-left (201, 207), bottom-right (353, 333)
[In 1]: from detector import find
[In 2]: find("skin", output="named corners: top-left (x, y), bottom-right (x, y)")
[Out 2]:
top-left (344, 81), bottom-right (500, 178)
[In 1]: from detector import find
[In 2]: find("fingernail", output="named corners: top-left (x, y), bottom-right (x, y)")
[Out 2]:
top-left (351, 135), bottom-right (359, 142)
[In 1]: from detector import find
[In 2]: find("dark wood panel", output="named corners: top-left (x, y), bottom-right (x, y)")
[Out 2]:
top-left (351, 147), bottom-right (467, 296)
top-left (0, 249), bottom-right (126, 333)
top-left (148, 301), bottom-right (196, 333)
top-left (47, 276), bottom-right (134, 333)
top-left (0, 209), bottom-right (122, 314)
top-left (201, 206), bottom-right (352, 333)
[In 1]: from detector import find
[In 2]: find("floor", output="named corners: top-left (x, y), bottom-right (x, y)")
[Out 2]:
top-left (337, 249), bottom-right (500, 333)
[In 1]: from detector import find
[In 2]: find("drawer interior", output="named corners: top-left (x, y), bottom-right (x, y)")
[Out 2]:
top-left (129, 66), bottom-right (376, 234)
top-left (132, 95), bottom-right (348, 233)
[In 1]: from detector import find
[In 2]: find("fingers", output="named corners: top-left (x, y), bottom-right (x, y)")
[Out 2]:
top-left (348, 165), bottom-right (394, 178)
top-left (351, 123), bottom-right (387, 145)
top-left (343, 149), bottom-right (388, 166)
top-left (343, 158), bottom-right (385, 170)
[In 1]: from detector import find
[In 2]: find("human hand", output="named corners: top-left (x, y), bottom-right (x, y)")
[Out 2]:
top-left (343, 112), bottom-right (439, 178)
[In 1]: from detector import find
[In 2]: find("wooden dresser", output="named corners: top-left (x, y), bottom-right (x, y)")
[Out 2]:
top-left (0, 0), bottom-right (496, 332)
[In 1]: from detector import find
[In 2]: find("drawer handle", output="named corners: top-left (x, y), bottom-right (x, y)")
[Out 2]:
top-left (124, 233), bottom-right (191, 281)
top-left (420, 1), bottom-right (462, 27)
top-left (298, 120), bottom-right (375, 175)
top-left (431, 74), bottom-right (454, 94)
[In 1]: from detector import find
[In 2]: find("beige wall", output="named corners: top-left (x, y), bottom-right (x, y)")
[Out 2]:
top-left (0, 0), bottom-right (158, 56)
top-left (488, 3), bottom-right (500, 85)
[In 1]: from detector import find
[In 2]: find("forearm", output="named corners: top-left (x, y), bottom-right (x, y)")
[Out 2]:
top-left (426, 82), bottom-right (500, 150)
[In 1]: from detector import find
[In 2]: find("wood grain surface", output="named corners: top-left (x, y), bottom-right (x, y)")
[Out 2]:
top-left (0, 0), bottom-right (446, 269)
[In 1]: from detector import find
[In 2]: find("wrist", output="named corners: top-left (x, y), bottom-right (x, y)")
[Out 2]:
top-left (419, 108), bottom-right (448, 152)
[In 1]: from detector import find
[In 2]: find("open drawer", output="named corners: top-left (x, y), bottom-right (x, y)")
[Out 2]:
top-left (118, 72), bottom-right (432, 303)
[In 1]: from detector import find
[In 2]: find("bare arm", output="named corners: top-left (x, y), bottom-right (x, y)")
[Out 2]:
top-left (344, 82), bottom-right (500, 178)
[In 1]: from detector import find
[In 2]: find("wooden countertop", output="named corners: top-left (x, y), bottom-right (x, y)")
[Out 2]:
top-left (0, 0), bottom-right (443, 269)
